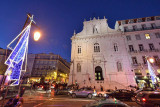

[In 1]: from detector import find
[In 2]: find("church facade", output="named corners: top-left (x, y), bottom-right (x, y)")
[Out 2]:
top-left (68, 17), bottom-right (136, 90)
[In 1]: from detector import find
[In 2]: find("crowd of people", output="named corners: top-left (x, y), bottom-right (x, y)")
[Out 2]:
top-left (4, 95), bottom-right (24, 107)
top-left (2, 87), bottom-right (25, 107)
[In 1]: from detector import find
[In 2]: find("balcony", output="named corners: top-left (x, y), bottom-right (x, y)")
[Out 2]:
top-left (124, 26), bottom-right (160, 32)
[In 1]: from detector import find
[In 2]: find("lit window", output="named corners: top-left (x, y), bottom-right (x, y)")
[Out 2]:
top-left (145, 34), bottom-right (150, 39)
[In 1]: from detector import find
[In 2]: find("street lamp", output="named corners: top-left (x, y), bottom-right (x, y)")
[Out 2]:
top-left (148, 57), bottom-right (154, 63)
top-left (34, 31), bottom-right (41, 41)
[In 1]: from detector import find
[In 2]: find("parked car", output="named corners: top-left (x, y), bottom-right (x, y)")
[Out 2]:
top-left (135, 91), bottom-right (160, 107)
top-left (83, 98), bottom-right (130, 107)
top-left (135, 88), bottom-right (155, 94)
top-left (57, 89), bottom-right (70, 95)
top-left (71, 87), bottom-right (97, 99)
top-left (108, 89), bottom-right (135, 101)
top-left (97, 89), bottom-right (114, 97)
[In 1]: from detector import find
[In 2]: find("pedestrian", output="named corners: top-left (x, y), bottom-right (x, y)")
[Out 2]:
top-left (13, 95), bottom-right (20, 106)
top-left (4, 98), bottom-right (13, 107)
top-left (15, 97), bottom-right (24, 107)
top-left (20, 87), bottom-right (25, 97)
top-left (115, 86), bottom-right (117, 90)
top-left (100, 85), bottom-right (103, 91)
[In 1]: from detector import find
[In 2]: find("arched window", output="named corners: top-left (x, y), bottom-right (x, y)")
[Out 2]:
top-left (95, 66), bottom-right (103, 80)
top-left (117, 61), bottom-right (122, 72)
top-left (77, 63), bottom-right (81, 72)
top-left (114, 43), bottom-right (118, 52)
top-left (78, 46), bottom-right (81, 54)
top-left (94, 43), bottom-right (100, 52)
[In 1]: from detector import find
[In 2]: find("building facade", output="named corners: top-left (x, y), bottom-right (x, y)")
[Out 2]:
top-left (115, 16), bottom-right (160, 88)
top-left (69, 16), bottom-right (160, 90)
top-left (30, 53), bottom-right (70, 83)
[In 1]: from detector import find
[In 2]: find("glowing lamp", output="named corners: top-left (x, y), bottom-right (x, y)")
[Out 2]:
top-left (149, 58), bottom-right (154, 63)
top-left (34, 32), bottom-right (41, 41)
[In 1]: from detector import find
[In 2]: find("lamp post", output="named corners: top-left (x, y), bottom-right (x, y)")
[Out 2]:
top-left (1, 14), bottom-right (41, 106)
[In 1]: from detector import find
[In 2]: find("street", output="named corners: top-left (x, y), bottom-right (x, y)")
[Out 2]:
top-left (0, 90), bottom-right (141, 107)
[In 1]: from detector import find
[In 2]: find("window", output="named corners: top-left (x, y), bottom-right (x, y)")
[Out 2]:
top-left (129, 45), bottom-right (134, 52)
top-left (153, 56), bottom-right (159, 64)
top-left (95, 66), bottom-right (103, 80)
top-left (142, 24), bottom-right (146, 30)
top-left (114, 43), bottom-right (118, 52)
top-left (139, 44), bottom-right (144, 51)
top-left (156, 16), bottom-right (160, 20)
top-left (135, 34), bottom-right (141, 40)
top-left (137, 18), bottom-right (142, 22)
top-left (151, 23), bottom-right (156, 29)
top-left (142, 56), bottom-right (147, 64)
top-left (124, 26), bottom-right (128, 32)
top-left (133, 25), bottom-right (137, 31)
top-left (132, 57), bottom-right (138, 64)
top-left (77, 63), bottom-right (81, 72)
top-left (129, 19), bottom-right (134, 23)
top-left (155, 33), bottom-right (160, 38)
top-left (94, 43), bottom-right (100, 52)
top-left (145, 33), bottom-right (150, 39)
top-left (78, 46), bottom-right (81, 54)
top-left (146, 17), bottom-right (151, 21)
top-left (149, 43), bottom-right (155, 50)
top-left (126, 35), bottom-right (131, 41)
top-left (117, 62), bottom-right (122, 72)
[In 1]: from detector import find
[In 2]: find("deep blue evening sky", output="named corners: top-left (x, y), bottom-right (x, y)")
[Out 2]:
top-left (0, 0), bottom-right (160, 62)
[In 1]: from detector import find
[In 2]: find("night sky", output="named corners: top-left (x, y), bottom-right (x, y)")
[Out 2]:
top-left (0, 0), bottom-right (160, 62)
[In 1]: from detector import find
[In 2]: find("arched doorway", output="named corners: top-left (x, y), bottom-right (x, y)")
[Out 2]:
top-left (95, 66), bottom-right (104, 80)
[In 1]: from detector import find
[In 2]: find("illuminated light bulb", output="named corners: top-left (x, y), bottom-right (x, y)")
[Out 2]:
top-left (34, 32), bottom-right (41, 41)
top-left (149, 58), bottom-right (154, 63)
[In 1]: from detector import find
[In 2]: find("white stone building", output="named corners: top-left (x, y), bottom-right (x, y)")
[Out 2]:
top-left (69, 17), bottom-right (136, 90)
top-left (115, 16), bottom-right (160, 88)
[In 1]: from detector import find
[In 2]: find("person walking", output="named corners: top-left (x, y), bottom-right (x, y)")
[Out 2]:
top-left (20, 87), bottom-right (25, 97)
top-left (100, 85), bottom-right (103, 91)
